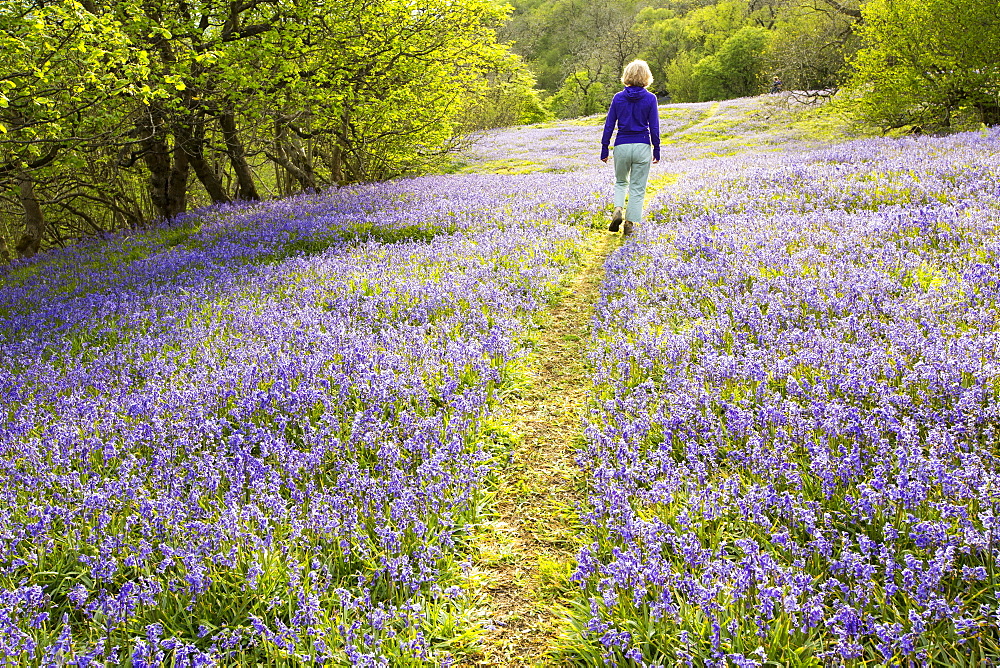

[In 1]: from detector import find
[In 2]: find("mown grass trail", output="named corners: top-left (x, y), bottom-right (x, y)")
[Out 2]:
top-left (461, 228), bottom-right (617, 666)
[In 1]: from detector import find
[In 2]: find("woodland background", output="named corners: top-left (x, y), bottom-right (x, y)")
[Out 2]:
top-left (1, 0), bottom-right (998, 259)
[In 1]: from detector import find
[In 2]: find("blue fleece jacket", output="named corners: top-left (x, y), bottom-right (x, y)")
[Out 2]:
top-left (600, 86), bottom-right (660, 162)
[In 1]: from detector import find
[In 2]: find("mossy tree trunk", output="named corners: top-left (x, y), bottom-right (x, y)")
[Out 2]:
top-left (14, 176), bottom-right (45, 258)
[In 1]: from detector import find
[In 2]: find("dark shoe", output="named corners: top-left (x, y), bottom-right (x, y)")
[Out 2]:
top-left (609, 207), bottom-right (622, 232)
top-left (623, 220), bottom-right (635, 237)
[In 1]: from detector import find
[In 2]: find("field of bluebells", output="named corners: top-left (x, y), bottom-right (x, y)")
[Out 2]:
top-left (577, 128), bottom-right (1000, 665)
top-left (4, 94), bottom-right (1000, 666)
top-left (0, 172), bottom-right (613, 665)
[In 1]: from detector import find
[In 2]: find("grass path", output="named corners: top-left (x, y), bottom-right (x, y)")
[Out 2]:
top-left (664, 100), bottom-right (720, 139)
top-left (461, 228), bottom-right (617, 666)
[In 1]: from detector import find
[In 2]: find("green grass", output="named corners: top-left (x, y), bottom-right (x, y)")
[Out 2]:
top-left (452, 158), bottom-right (548, 175)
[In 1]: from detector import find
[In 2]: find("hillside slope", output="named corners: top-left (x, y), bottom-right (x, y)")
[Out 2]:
top-left (3, 97), bottom-right (1000, 666)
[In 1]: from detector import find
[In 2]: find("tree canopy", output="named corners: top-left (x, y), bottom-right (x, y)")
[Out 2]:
top-left (0, 0), bottom-right (534, 258)
top-left (845, 0), bottom-right (1000, 131)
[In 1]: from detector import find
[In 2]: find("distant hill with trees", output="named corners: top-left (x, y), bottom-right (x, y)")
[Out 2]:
top-left (505, 0), bottom-right (998, 131)
top-left (503, 0), bottom-right (862, 116)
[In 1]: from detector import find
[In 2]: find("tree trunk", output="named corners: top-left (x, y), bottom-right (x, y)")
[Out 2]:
top-left (822, 0), bottom-right (863, 20)
top-left (140, 106), bottom-right (173, 220)
top-left (15, 176), bottom-right (45, 258)
top-left (143, 138), bottom-right (172, 219)
top-left (179, 119), bottom-right (231, 204)
top-left (140, 104), bottom-right (191, 221)
top-left (188, 151), bottom-right (230, 204)
top-left (979, 100), bottom-right (1000, 126)
top-left (167, 140), bottom-right (189, 217)
top-left (330, 142), bottom-right (343, 185)
top-left (291, 142), bottom-right (317, 190)
top-left (271, 119), bottom-right (317, 191)
top-left (266, 148), bottom-right (315, 191)
top-left (0, 236), bottom-right (10, 264)
top-left (220, 108), bottom-right (260, 201)
top-left (332, 109), bottom-right (350, 185)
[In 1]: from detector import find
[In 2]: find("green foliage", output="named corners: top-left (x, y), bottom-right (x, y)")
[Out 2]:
top-left (119, 0), bottom-right (513, 182)
top-left (767, 6), bottom-right (859, 92)
top-left (0, 2), bottom-right (144, 175)
top-left (664, 51), bottom-right (700, 103)
top-left (1, 0), bottom-right (527, 256)
top-left (549, 72), bottom-right (608, 119)
top-left (692, 26), bottom-right (770, 101)
top-left (509, 0), bottom-right (862, 110)
top-left (845, 0), bottom-right (1000, 131)
top-left (681, 0), bottom-right (749, 54)
top-left (464, 52), bottom-right (553, 129)
top-left (635, 8), bottom-right (687, 78)
top-left (505, 0), bottom-right (648, 102)
top-left (716, 26), bottom-right (771, 97)
top-left (691, 54), bottom-right (728, 102)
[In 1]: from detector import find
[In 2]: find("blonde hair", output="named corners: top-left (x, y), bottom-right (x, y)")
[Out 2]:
top-left (621, 60), bottom-right (653, 88)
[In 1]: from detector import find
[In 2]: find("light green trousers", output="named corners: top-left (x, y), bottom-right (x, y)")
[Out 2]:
top-left (613, 143), bottom-right (652, 223)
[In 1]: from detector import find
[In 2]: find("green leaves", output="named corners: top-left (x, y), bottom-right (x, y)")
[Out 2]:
top-left (163, 75), bottom-right (186, 92)
top-left (846, 0), bottom-right (1000, 131)
top-left (1, 0), bottom-right (522, 255)
top-left (0, 0), bottom-right (147, 168)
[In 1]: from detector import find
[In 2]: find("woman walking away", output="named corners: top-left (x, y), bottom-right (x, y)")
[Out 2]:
top-left (601, 60), bottom-right (660, 237)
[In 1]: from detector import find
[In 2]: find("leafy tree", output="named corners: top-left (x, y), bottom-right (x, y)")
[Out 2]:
top-left (467, 53), bottom-right (553, 128)
top-left (691, 26), bottom-right (770, 101)
top-left (682, 0), bottom-right (751, 53)
top-left (0, 0), bottom-right (143, 256)
top-left (717, 25), bottom-right (771, 96)
top-left (691, 54), bottom-right (728, 101)
top-left (0, 0), bottom-right (521, 258)
top-left (664, 50), bottom-right (700, 102)
top-left (290, 0), bottom-right (513, 184)
top-left (767, 1), bottom-right (860, 94)
top-left (550, 72), bottom-right (608, 118)
top-left (504, 0), bottom-right (648, 113)
top-left (846, 0), bottom-right (1000, 131)
top-left (509, 0), bottom-right (864, 107)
